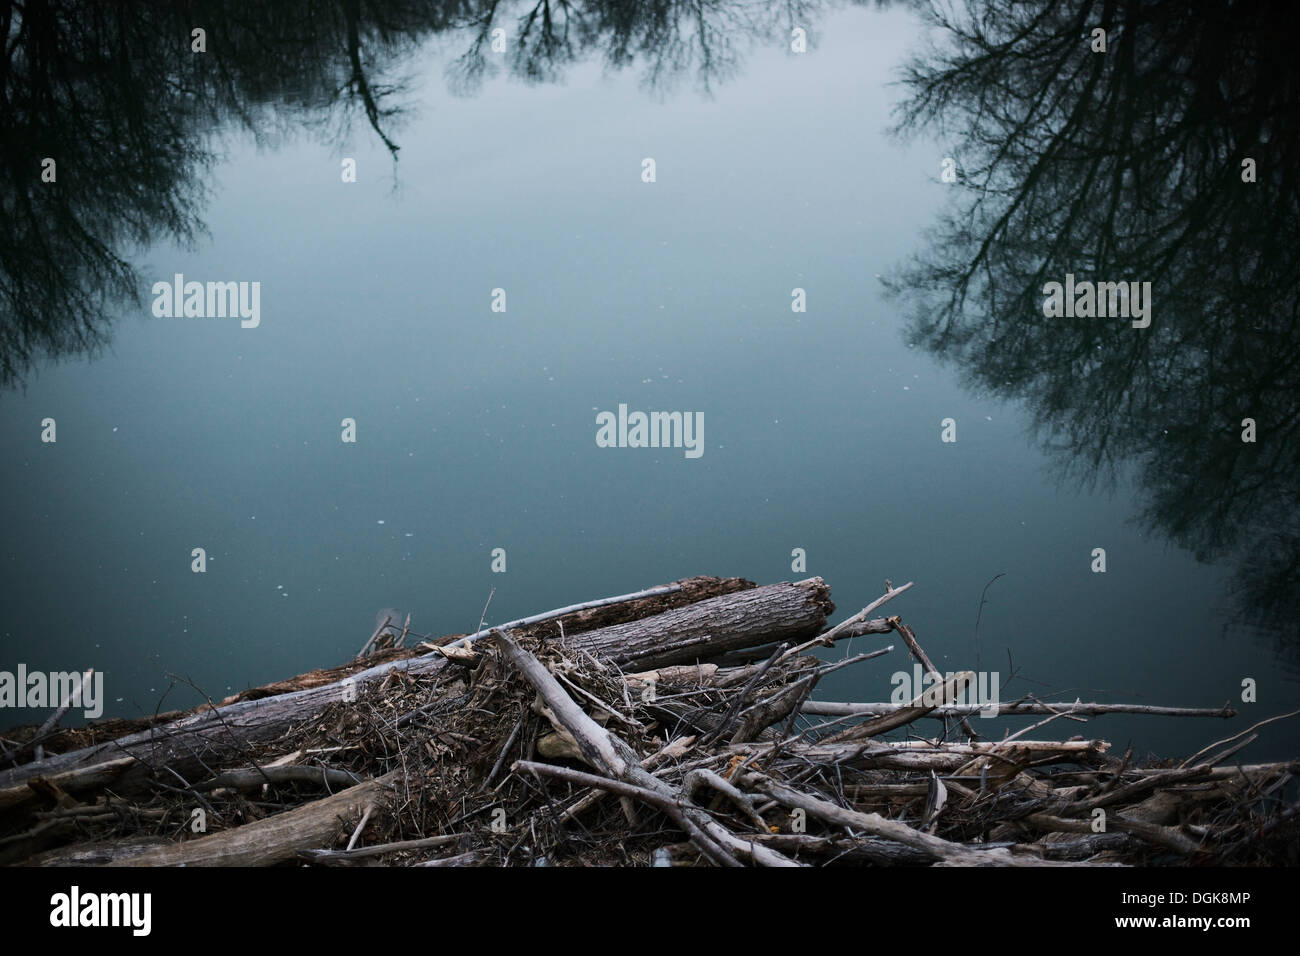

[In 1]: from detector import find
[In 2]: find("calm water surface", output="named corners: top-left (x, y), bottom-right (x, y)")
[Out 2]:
top-left (2, 0), bottom-right (1297, 760)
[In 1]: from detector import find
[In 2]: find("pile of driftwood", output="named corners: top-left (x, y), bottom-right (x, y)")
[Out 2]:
top-left (1, 576), bottom-right (1296, 866)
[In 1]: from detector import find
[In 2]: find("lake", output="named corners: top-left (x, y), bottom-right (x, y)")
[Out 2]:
top-left (2, 0), bottom-right (1297, 761)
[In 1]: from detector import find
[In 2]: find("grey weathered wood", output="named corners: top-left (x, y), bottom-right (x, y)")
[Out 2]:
top-left (746, 774), bottom-right (1071, 867)
top-left (298, 833), bottom-right (465, 863)
top-left (0, 756), bottom-right (137, 812)
top-left (107, 774), bottom-right (395, 867)
top-left (0, 668), bottom-right (92, 767)
top-left (825, 672), bottom-right (975, 741)
top-left (196, 764), bottom-right (363, 792)
top-left (799, 701), bottom-right (1237, 719)
top-left (446, 581), bottom-right (689, 647)
top-left (0, 579), bottom-right (831, 800)
top-left (566, 578), bottom-right (832, 671)
top-left (23, 836), bottom-right (172, 867)
top-left (494, 632), bottom-right (801, 867)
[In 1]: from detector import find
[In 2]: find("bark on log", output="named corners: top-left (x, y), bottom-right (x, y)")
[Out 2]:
top-left (23, 837), bottom-right (172, 867)
top-left (450, 576), bottom-right (755, 646)
top-left (107, 773), bottom-right (396, 867)
top-left (556, 577), bottom-right (832, 671)
top-left (0, 757), bottom-right (137, 812)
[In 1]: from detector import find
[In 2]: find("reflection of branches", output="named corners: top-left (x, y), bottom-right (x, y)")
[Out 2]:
top-left (0, 0), bottom-right (443, 386)
top-left (512, 0), bottom-right (585, 85)
top-left (0, 0), bottom-right (210, 387)
top-left (887, 0), bottom-right (1300, 646)
top-left (602, 0), bottom-right (773, 95)
top-left (3, 0), bottom-right (852, 387)
top-left (445, 0), bottom-right (829, 97)
top-left (445, 1), bottom-right (505, 96)
top-left (344, 0), bottom-right (405, 157)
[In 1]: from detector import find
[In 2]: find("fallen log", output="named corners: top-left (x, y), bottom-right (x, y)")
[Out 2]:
top-left (447, 577), bottom-right (754, 647)
top-left (0, 578), bottom-right (831, 801)
top-left (23, 837), bottom-right (173, 867)
top-left (107, 773), bottom-right (397, 867)
top-left (548, 577), bottom-right (832, 670)
top-left (0, 757), bottom-right (137, 813)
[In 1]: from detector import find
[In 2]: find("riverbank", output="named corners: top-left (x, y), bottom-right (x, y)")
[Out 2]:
top-left (2, 576), bottom-right (1295, 866)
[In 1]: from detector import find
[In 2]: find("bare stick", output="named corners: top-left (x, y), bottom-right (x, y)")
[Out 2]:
top-left (817, 582), bottom-right (914, 644)
top-left (358, 616), bottom-right (393, 658)
top-left (702, 643), bottom-right (787, 746)
top-left (683, 768), bottom-right (768, 832)
top-left (556, 737), bottom-right (694, 823)
top-left (104, 774), bottom-right (395, 866)
top-left (1179, 707), bottom-right (1300, 768)
top-left (813, 647), bottom-right (893, 676)
top-left (973, 572), bottom-right (1004, 668)
top-left (892, 619), bottom-right (980, 740)
top-left (799, 700), bottom-right (1237, 719)
top-left (492, 632), bottom-right (627, 775)
top-left (346, 806), bottom-right (372, 851)
top-left (197, 765), bottom-right (362, 792)
top-left (299, 834), bottom-right (464, 863)
top-left (471, 588), bottom-right (496, 643)
top-left (825, 672), bottom-right (975, 741)
top-left (1022, 811), bottom-right (1201, 856)
top-left (748, 774), bottom-right (1060, 866)
top-left (485, 715), bottom-right (525, 788)
top-left (515, 760), bottom-right (742, 867)
top-left (449, 582), bottom-right (688, 647)
top-left (413, 851), bottom-right (481, 867)
top-left (0, 668), bottom-right (92, 766)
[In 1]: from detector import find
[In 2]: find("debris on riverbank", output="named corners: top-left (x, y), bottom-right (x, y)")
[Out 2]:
top-left (1, 576), bottom-right (1295, 866)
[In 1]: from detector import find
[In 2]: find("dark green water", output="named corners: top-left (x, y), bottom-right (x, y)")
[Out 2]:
top-left (2, 0), bottom-right (1297, 761)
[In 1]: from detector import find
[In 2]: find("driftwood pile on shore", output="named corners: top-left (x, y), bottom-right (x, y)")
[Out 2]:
top-left (1, 576), bottom-right (1296, 866)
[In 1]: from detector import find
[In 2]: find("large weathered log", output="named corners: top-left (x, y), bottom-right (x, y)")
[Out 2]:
top-left (546, 577), bottom-right (832, 670)
top-left (107, 774), bottom-right (396, 867)
top-left (451, 576), bottom-right (755, 646)
top-left (23, 836), bottom-right (173, 867)
top-left (0, 757), bottom-right (137, 812)
top-left (0, 578), bottom-right (831, 802)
